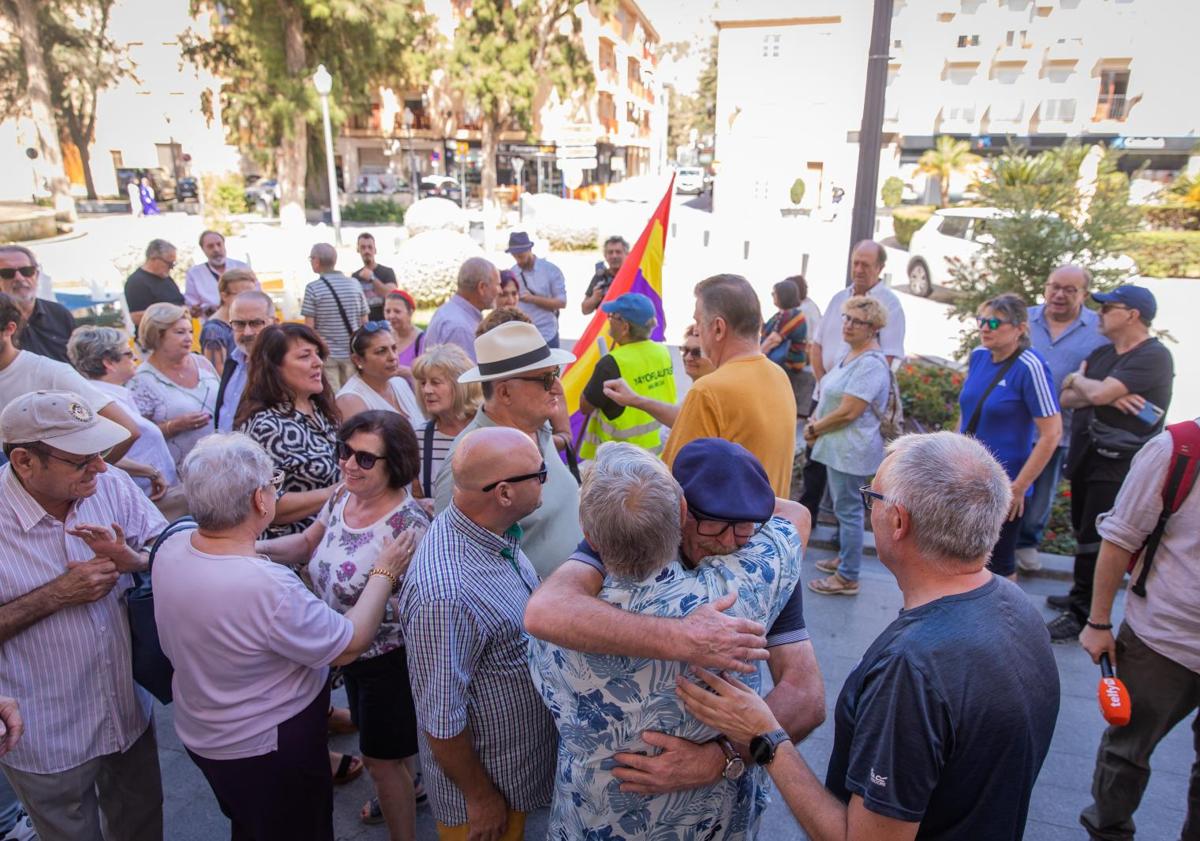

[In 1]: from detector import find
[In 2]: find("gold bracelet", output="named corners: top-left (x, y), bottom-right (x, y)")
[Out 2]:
top-left (367, 567), bottom-right (400, 593)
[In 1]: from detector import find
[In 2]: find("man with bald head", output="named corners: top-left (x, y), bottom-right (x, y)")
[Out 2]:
top-left (400, 427), bottom-right (556, 841)
top-left (214, 290), bottom-right (279, 432)
top-left (426, 257), bottom-right (502, 361)
top-left (1016, 264), bottom-right (1109, 571)
top-left (301, 242), bottom-right (369, 390)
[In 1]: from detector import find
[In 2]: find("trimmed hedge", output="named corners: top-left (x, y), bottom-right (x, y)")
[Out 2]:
top-left (893, 205), bottom-right (935, 248)
top-left (342, 199), bottom-right (405, 224)
top-left (1140, 204), bottom-right (1200, 231)
top-left (1122, 231), bottom-right (1200, 278)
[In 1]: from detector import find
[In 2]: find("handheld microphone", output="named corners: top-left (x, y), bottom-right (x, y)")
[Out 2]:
top-left (1098, 653), bottom-right (1131, 727)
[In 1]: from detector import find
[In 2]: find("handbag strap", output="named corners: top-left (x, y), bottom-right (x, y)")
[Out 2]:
top-left (864, 352), bottom-right (897, 422)
top-left (421, 420), bottom-right (436, 499)
top-left (777, 309), bottom-right (806, 339)
top-left (964, 353), bottom-right (1020, 437)
top-left (319, 275), bottom-right (355, 338)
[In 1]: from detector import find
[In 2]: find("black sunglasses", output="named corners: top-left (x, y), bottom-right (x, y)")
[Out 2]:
top-left (681, 346), bottom-right (703, 360)
top-left (508, 369), bottom-right (560, 392)
top-left (0, 266), bottom-right (38, 280)
top-left (481, 461), bottom-right (548, 493)
top-left (686, 505), bottom-right (765, 539)
top-left (337, 441), bottom-right (385, 470)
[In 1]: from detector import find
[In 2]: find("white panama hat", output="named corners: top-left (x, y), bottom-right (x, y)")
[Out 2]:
top-left (458, 321), bottom-right (576, 384)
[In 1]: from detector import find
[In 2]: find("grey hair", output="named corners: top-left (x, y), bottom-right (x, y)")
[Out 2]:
top-left (309, 242), bottom-right (338, 271)
top-left (182, 433), bottom-right (276, 530)
top-left (979, 292), bottom-right (1031, 350)
top-left (0, 244), bottom-right (36, 265)
top-left (883, 432), bottom-right (1012, 565)
top-left (138, 302), bottom-right (188, 351)
top-left (145, 238), bottom-right (175, 260)
top-left (231, 289), bottom-right (274, 316)
top-left (67, 325), bottom-right (128, 379)
top-left (579, 442), bottom-right (682, 582)
top-left (626, 318), bottom-right (655, 342)
top-left (457, 256), bottom-right (496, 294)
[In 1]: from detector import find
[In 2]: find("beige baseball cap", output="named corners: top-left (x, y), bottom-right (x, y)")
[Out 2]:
top-left (0, 391), bottom-right (129, 455)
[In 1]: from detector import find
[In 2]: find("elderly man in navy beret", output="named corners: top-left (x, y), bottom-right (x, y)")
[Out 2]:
top-left (525, 438), bottom-right (825, 838)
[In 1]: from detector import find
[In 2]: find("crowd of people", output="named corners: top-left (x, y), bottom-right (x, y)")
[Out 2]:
top-left (0, 227), bottom-right (1190, 841)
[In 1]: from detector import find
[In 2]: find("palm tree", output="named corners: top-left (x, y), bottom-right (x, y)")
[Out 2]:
top-left (916, 137), bottom-right (981, 207)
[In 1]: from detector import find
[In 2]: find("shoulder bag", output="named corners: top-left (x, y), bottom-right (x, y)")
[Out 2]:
top-left (320, 275), bottom-right (356, 337)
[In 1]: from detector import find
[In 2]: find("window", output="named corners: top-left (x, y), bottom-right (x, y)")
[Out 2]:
top-left (1004, 30), bottom-right (1028, 47)
top-left (956, 34), bottom-right (980, 47)
top-left (944, 102), bottom-right (977, 122)
top-left (938, 216), bottom-right (971, 238)
top-left (1094, 69), bottom-right (1130, 120)
top-left (1043, 98), bottom-right (1076, 121)
top-left (762, 33), bottom-right (781, 58)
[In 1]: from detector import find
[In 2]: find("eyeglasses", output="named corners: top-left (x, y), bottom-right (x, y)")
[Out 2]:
top-left (507, 369), bottom-right (560, 391)
top-left (0, 266), bottom-right (37, 280)
top-left (41, 447), bottom-right (113, 472)
top-left (1045, 283), bottom-right (1082, 296)
top-left (681, 346), bottom-right (703, 360)
top-left (230, 318), bottom-right (268, 330)
top-left (481, 461), bottom-right (548, 493)
top-left (859, 486), bottom-right (890, 510)
top-left (976, 316), bottom-right (1012, 330)
top-left (841, 313), bottom-right (874, 329)
top-left (1100, 303), bottom-right (1130, 315)
top-left (687, 506), bottom-right (766, 539)
top-left (337, 441), bottom-right (385, 470)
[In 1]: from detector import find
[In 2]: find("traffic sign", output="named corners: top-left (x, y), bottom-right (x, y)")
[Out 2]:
top-left (555, 157), bottom-right (597, 171)
top-left (556, 144), bottom-right (598, 160)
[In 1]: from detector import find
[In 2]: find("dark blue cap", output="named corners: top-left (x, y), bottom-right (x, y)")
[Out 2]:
top-left (672, 438), bottom-right (774, 522)
top-left (504, 231), bottom-right (534, 253)
top-left (1092, 285), bottom-right (1157, 321)
top-left (601, 292), bottom-right (656, 327)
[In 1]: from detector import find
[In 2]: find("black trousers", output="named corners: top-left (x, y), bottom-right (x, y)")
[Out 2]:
top-left (1067, 458), bottom-right (1125, 622)
top-left (799, 447), bottom-right (827, 521)
top-left (187, 683), bottom-right (334, 841)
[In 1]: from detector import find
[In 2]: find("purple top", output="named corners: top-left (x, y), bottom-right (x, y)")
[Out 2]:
top-left (425, 295), bottom-right (482, 361)
top-left (396, 330), bottom-right (426, 368)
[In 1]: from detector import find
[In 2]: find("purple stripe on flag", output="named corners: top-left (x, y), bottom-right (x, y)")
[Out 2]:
top-left (629, 270), bottom-right (666, 341)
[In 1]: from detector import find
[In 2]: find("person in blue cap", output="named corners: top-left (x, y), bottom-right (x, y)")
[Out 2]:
top-left (506, 232), bottom-right (567, 348)
top-left (579, 292), bottom-right (675, 459)
top-left (1047, 283), bottom-right (1174, 642)
top-left (525, 438), bottom-right (825, 833)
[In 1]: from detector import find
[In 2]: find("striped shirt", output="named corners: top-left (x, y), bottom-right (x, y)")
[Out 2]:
top-left (301, 272), bottom-right (369, 359)
top-left (399, 503), bottom-right (556, 826)
top-left (417, 419), bottom-right (455, 499)
top-left (0, 465), bottom-right (167, 774)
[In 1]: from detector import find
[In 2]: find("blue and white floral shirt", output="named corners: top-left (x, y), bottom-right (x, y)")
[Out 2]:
top-left (527, 516), bottom-right (804, 841)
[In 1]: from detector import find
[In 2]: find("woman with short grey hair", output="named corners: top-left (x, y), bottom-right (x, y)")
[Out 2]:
top-left (68, 325), bottom-right (181, 513)
top-left (129, 302), bottom-right (219, 470)
top-left (152, 432), bottom-right (414, 841)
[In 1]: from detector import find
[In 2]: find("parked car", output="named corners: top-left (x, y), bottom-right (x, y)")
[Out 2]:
top-left (418, 175), bottom-right (462, 202)
top-left (675, 166), bottom-right (705, 195)
top-left (176, 177), bottom-right (199, 201)
top-left (905, 206), bottom-right (1138, 297)
top-left (244, 178), bottom-right (280, 214)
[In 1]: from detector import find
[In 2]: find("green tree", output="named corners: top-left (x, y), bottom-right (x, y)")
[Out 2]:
top-left (185, 0), bottom-right (434, 225)
top-left (945, 144), bottom-right (1142, 356)
top-left (663, 36), bottom-right (716, 158)
top-left (915, 136), bottom-right (980, 207)
top-left (880, 175), bottom-right (903, 208)
top-left (446, 0), bottom-right (601, 208)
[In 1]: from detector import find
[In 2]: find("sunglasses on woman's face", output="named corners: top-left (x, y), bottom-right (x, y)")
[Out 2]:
top-left (336, 441), bottom-right (384, 470)
top-left (976, 316), bottom-right (1012, 330)
top-left (681, 346), bottom-right (703, 360)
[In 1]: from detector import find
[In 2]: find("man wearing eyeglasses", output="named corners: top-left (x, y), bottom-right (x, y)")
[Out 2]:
top-left (214, 290), bottom-right (279, 432)
top-left (1016, 265), bottom-right (1109, 573)
top-left (0, 245), bottom-right (75, 363)
top-left (0, 391), bottom-right (168, 841)
top-left (525, 439), bottom-right (825, 835)
top-left (124, 238), bottom-right (183, 330)
top-left (433, 321), bottom-right (581, 578)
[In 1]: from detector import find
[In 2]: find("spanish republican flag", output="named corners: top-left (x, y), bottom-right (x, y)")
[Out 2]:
top-left (561, 174), bottom-right (674, 437)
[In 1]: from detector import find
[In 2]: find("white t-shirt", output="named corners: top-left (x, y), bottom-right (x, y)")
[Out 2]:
top-left (336, 375), bottom-right (425, 424)
top-left (91, 380), bottom-right (178, 491)
top-left (814, 283), bottom-right (907, 373)
top-left (184, 258), bottom-right (250, 312)
top-left (0, 351), bottom-right (112, 413)
top-left (152, 531), bottom-right (353, 760)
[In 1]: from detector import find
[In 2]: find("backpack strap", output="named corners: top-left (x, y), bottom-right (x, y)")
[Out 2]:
top-left (1131, 421), bottom-right (1200, 597)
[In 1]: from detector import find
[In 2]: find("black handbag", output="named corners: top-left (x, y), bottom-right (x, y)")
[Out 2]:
top-left (126, 516), bottom-right (197, 704)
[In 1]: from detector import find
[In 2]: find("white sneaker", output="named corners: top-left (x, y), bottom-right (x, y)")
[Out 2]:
top-left (1016, 546), bottom-right (1042, 572)
top-left (0, 810), bottom-right (38, 841)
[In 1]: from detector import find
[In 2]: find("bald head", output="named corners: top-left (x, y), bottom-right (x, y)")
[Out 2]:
top-left (452, 427), bottom-right (544, 530)
top-left (309, 243), bottom-right (338, 272)
top-left (1043, 264), bottom-right (1090, 323)
top-left (457, 257), bottom-right (501, 308)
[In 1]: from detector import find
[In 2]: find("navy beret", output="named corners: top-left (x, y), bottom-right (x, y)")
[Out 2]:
top-left (672, 438), bottom-right (775, 522)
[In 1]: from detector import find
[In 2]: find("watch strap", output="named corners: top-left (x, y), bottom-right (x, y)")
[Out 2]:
top-left (750, 728), bottom-right (790, 766)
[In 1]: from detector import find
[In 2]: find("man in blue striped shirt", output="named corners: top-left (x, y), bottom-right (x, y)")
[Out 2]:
top-left (400, 426), bottom-right (556, 840)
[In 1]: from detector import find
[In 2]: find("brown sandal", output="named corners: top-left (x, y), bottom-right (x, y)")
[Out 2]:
top-left (808, 573), bottom-right (859, 596)
top-left (331, 752), bottom-right (364, 785)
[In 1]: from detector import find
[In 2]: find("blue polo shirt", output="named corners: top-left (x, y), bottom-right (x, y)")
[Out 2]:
top-left (958, 347), bottom-right (1059, 483)
top-left (1028, 305), bottom-right (1109, 437)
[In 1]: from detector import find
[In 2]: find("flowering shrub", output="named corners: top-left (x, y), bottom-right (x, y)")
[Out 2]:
top-left (404, 197), bottom-right (468, 236)
top-left (1041, 480), bottom-right (1077, 556)
top-left (895, 360), bottom-right (963, 432)
top-left (523, 195), bottom-right (599, 250)
top-left (394, 229), bottom-right (484, 308)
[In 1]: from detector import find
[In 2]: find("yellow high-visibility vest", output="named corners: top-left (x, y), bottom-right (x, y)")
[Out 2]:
top-left (580, 340), bottom-right (675, 459)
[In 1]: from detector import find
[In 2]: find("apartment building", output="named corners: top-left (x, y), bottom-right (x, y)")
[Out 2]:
top-left (714, 0), bottom-right (1200, 214)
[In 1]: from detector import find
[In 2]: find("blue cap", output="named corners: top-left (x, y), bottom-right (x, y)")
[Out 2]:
top-left (672, 438), bottom-right (774, 522)
top-left (1092, 285), bottom-right (1157, 321)
top-left (601, 292), bottom-right (656, 327)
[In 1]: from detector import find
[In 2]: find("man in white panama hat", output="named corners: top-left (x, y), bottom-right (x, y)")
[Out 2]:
top-left (0, 390), bottom-right (168, 840)
top-left (432, 321), bottom-right (581, 578)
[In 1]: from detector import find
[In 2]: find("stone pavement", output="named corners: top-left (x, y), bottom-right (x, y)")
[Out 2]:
top-left (155, 541), bottom-right (1194, 840)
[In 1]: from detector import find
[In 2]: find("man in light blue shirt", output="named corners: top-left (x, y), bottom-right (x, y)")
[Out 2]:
top-left (506, 232), bottom-right (566, 347)
top-left (425, 257), bottom-right (500, 362)
top-left (1018, 265), bottom-right (1109, 570)
top-left (214, 291), bottom-right (276, 432)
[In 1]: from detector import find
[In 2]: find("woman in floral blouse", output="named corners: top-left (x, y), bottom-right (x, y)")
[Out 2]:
top-left (235, 323), bottom-right (342, 538)
top-left (257, 410), bottom-right (430, 841)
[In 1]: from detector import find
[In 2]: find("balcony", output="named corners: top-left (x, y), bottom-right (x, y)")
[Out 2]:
top-left (939, 103), bottom-right (978, 132)
top-left (1039, 98), bottom-right (1077, 126)
top-left (1092, 94), bottom-right (1128, 122)
top-left (986, 102), bottom-right (1026, 134)
top-left (993, 44), bottom-right (1031, 64)
top-left (1044, 39), bottom-right (1083, 63)
top-left (947, 44), bottom-right (984, 65)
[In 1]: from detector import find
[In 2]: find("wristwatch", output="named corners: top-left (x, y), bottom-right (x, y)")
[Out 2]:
top-left (716, 737), bottom-right (745, 781)
top-left (749, 729), bottom-right (791, 767)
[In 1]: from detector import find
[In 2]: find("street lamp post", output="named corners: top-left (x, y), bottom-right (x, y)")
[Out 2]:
top-left (312, 64), bottom-right (342, 246)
